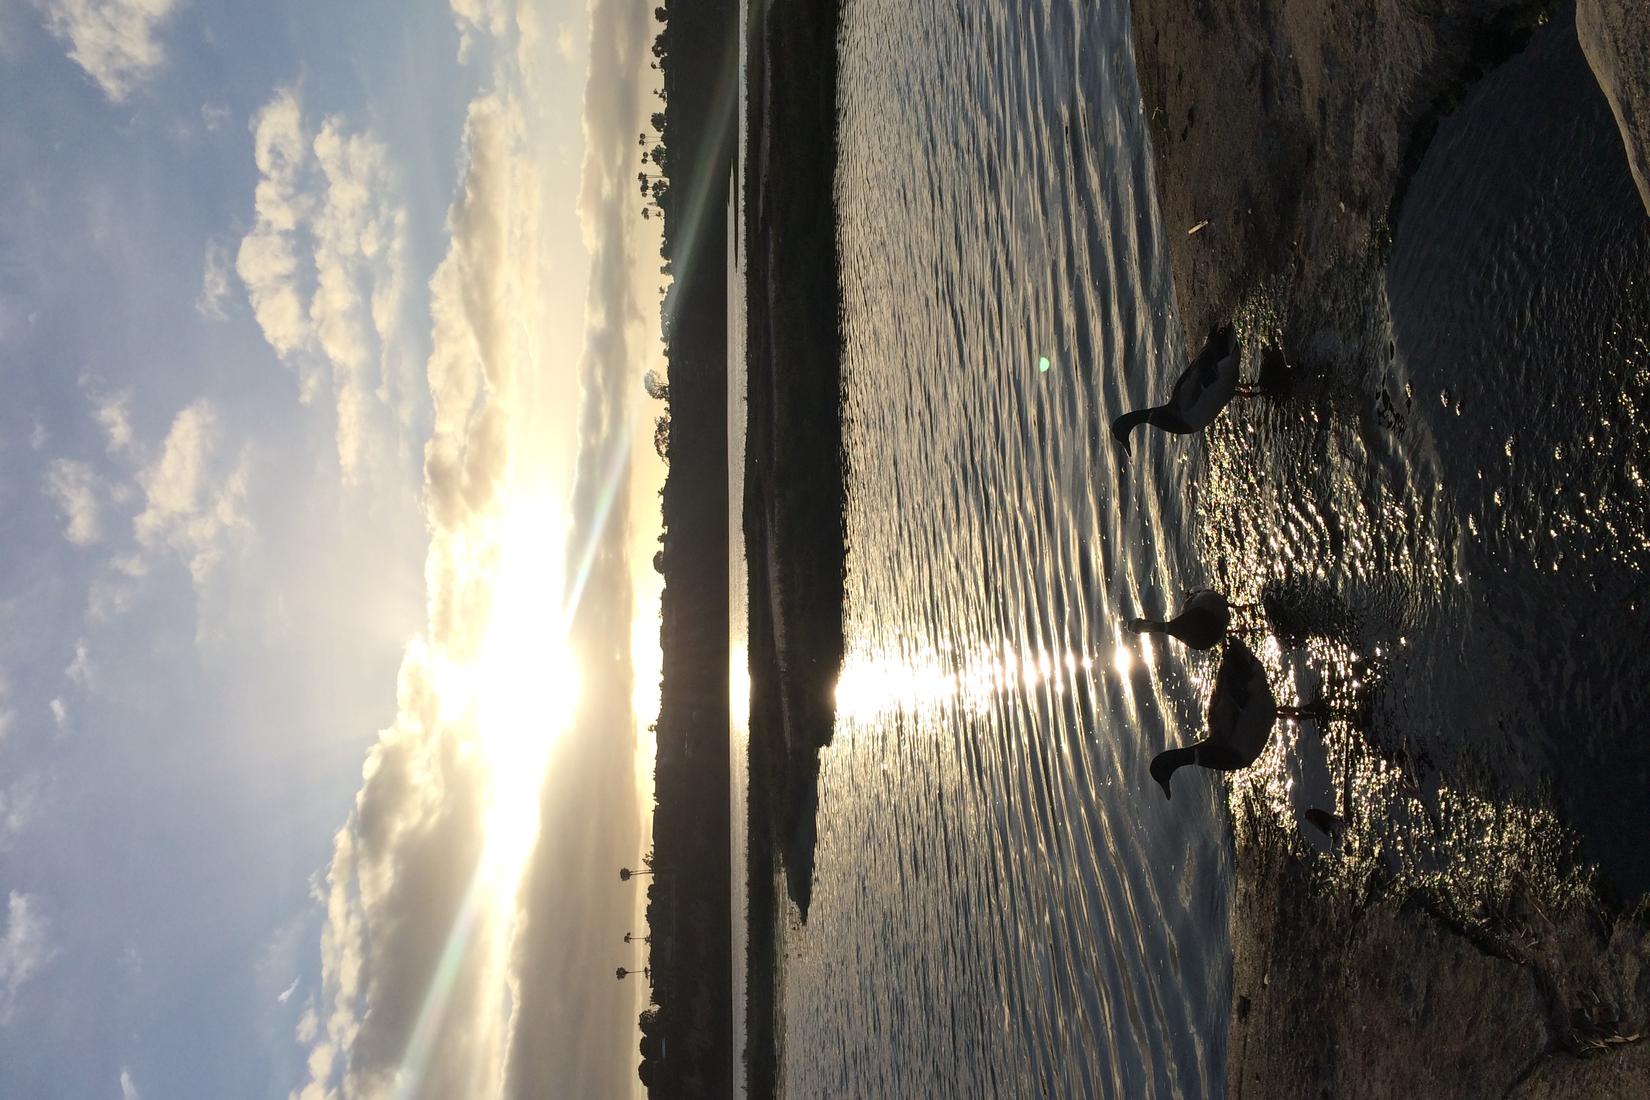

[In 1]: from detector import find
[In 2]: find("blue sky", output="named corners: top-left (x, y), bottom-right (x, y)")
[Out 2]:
top-left (1, 1), bottom-right (662, 1096)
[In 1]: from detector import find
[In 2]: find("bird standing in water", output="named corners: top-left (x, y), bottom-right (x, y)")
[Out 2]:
top-left (1112, 324), bottom-right (1257, 455)
top-left (1149, 640), bottom-right (1322, 800)
top-left (1125, 589), bottom-right (1233, 650)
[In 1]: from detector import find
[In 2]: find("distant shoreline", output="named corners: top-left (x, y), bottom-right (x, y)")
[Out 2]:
top-left (739, 0), bottom-right (848, 1096)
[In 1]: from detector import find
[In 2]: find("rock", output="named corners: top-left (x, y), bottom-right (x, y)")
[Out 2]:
top-left (1577, 0), bottom-right (1650, 217)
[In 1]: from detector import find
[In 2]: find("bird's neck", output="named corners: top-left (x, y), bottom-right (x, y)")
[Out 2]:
top-left (1115, 407), bottom-right (1159, 437)
top-left (1150, 745), bottom-right (1199, 795)
top-left (1147, 404), bottom-right (1188, 431)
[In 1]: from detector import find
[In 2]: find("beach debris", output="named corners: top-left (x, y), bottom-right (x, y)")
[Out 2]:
top-left (1038, 355), bottom-right (1051, 373)
top-left (1187, 220), bottom-right (1210, 235)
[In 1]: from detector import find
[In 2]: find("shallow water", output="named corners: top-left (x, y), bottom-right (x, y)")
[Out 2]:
top-left (1191, 13), bottom-right (1650, 900)
top-left (751, 5), bottom-right (1649, 1099)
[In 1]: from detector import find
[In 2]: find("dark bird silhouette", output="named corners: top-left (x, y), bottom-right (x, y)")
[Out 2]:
top-left (1126, 589), bottom-right (1232, 650)
top-left (1112, 325), bottom-right (1256, 456)
top-left (1149, 641), bottom-right (1327, 799)
top-left (1303, 807), bottom-right (1347, 838)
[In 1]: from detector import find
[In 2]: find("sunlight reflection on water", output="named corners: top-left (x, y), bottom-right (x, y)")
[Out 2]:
top-left (780, 0), bottom-right (1233, 1096)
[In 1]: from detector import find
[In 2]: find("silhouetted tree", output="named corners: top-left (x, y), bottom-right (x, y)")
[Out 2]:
top-left (653, 413), bottom-right (671, 460)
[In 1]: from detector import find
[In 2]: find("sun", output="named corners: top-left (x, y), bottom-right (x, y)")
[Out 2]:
top-left (474, 494), bottom-right (580, 888)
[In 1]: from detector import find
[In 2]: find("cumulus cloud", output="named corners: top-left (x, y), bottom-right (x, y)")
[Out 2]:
top-left (236, 90), bottom-right (412, 484)
top-left (131, 400), bottom-right (250, 585)
top-left (34, 0), bottom-right (182, 103)
top-left (290, 0), bottom-right (658, 1093)
top-left (119, 1068), bottom-right (141, 1100)
top-left (49, 398), bottom-right (253, 621)
top-left (291, 97), bottom-right (544, 1100)
top-left (197, 237), bottom-right (233, 319)
top-left (1, 891), bottom-right (53, 1025)
top-left (450, 0), bottom-right (509, 60)
top-left (45, 458), bottom-right (101, 545)
top-left (238, 90), bottom-right (314, 375)
top-left (94, 392), bottom-right (135, 457)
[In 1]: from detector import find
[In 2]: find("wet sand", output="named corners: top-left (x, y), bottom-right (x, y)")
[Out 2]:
top-left (1129, 0), bottom-right (1650, 1091)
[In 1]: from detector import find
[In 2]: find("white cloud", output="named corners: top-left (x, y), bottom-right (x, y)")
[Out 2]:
top-left (294, 1004), bottom-right (318, 1044)
top-left (236, 90), bottom-right (412, 484)
top-left (65, 638), bottom-right (92, 686)
top-left (450, 0), bottom-right (510, 59)
top-left (197, 237), bottom-right (233, 319)
top-left (277, 976), bottom-right (299, 1004)
top-left (34, 0), bottom-right (182, 103)
top-left (48, 697), bottom-right (65, 728)
top-left (73, 398), bottom-right (250, 621)
top-left (94, 392), bottom-right (134, 456)
top-left (200, 101), bottom-right (230, 131)
top-left (555, 25), bottom-right (574, 63)
top-left (237, 89), bottom-right (313, 374)
top-left (119, 1068), bottom-right (141, 1100)
top-left (1, 891), bottom-right (53, 1025)
top-left (132, 400), bottom-right (249, 587)
top-left (292, 94), bottom-right (545, 1100)
top-left (45, 458), bottom-right (101, 545)
top-left (0, 776), bottom-right (41, 848)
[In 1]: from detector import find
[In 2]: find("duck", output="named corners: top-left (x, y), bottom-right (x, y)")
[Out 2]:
top-left (1150, 640), bottom-right (1279, 799)
top-left (1111, 324), bottom-right (1252, 456)
top-left (1125, 589), bottom-right (1232, 650)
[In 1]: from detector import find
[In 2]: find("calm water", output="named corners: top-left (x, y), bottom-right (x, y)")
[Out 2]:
top-left (742, 3), bottom-right (1650, 1098)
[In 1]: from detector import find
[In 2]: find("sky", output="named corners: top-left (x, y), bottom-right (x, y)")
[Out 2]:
top-left (0, 1), bottom-right (668, 1096)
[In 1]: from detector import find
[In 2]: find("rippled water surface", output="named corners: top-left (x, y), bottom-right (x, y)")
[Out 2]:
top-left (778, 1), bottom-right (1232, 1096)
top-left (759, 5), bottom-right (1650, 1099)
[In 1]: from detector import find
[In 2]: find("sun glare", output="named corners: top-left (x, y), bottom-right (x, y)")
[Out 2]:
top-left (475, 496), bottom-right (580, 889)
top-left (834, 641), bottom-right (1104, 725)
